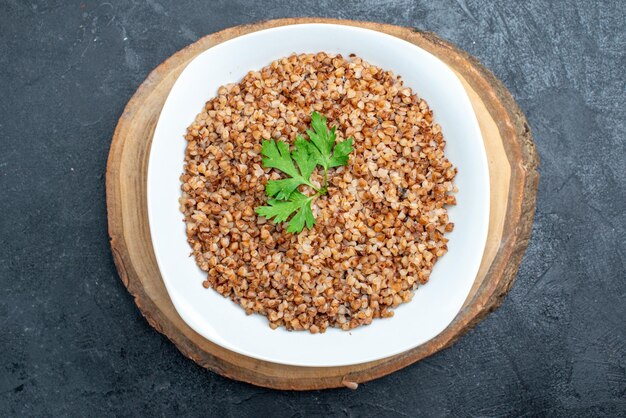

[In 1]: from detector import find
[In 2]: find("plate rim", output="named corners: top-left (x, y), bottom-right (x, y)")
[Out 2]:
top-left (146, 22), bottom-right (490, 367)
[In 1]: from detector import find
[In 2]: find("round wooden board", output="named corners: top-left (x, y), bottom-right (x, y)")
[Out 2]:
top-left (106, 18), bottom-right (539, 390)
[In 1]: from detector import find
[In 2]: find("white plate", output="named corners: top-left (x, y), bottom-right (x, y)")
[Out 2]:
top-left (147, 23), bottom-right (489, 367)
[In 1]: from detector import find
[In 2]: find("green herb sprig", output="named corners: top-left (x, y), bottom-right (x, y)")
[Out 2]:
top-left (255, 112), bottom-right (353, 233)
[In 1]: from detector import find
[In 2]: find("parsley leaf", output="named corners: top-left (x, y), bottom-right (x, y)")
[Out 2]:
top-left (291, 135), bottom-right (317, 179)
top-left (306, 112), bottom-right (354, 171)
top-left (329, 137), bottom-right (354, 168)
top-left (261, 139), bottom-right (317, 199)
top-left (255, 112), bottom-right (354, 233)
top-left (255, 191), bottom-right (316, 233)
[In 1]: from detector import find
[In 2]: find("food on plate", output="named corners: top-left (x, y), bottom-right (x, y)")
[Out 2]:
top-left (180, 52), bottom-right (457, 333)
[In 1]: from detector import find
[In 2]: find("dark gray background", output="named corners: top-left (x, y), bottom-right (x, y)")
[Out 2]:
top-left (1, 0), bottom-right (625, 416)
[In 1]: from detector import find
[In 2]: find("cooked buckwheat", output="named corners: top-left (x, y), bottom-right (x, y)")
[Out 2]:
top-left (180, 52), bottom-right (457, 333)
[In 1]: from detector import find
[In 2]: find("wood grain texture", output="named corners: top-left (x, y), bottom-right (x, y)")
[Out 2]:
top-left (106, 18), bottom-right (539, 390)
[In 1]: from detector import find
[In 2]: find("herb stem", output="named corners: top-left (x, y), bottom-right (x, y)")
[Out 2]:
top-left (305, 180), bottom-right (321, 192)
top-left (311, 190), bottom-right (324, 200)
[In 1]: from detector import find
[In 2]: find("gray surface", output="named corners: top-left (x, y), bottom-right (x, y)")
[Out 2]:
top-left (1, 0), bottom-right (625, 416)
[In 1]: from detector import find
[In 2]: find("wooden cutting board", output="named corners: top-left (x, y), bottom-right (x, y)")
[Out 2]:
top-left (106, 18), bottom-right (539, 390)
